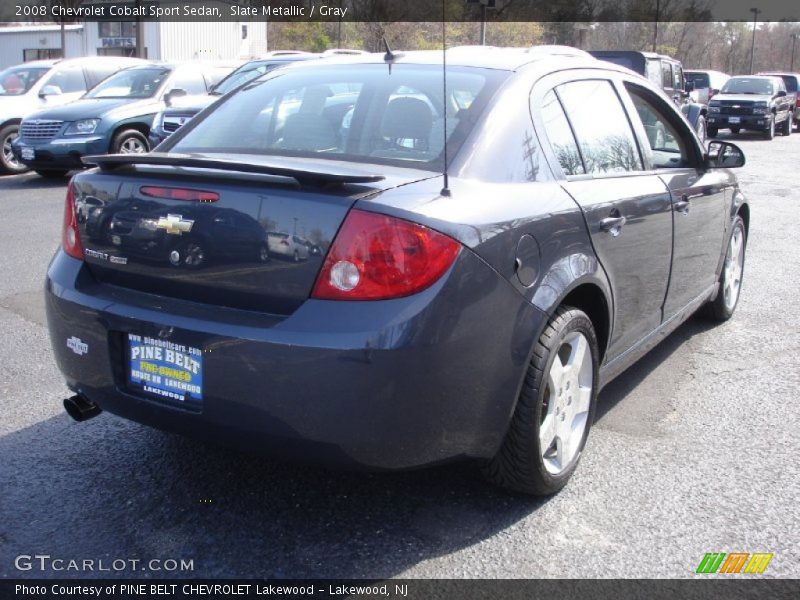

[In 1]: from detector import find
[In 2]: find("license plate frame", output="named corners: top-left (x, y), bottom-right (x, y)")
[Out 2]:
top-left (127, 333), bottom-right (203, 408)
top-left (728, 116), bottom-right (741, 124)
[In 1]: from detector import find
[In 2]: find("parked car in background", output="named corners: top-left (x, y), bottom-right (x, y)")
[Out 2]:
top-left (0, 56), bottom-right (146, 174)
top-left (757, 71), bottom-right (800, 129)
top-left (149, 52), bottom-right (320, 147)
top-left (49, 47), bottom-right (749, 496)
top-left (12, 61), bottom-right (237, 178)
top-left (684, 69), bottom-right (730, 104)
top-left (589, 50), bottom-right (709, 140)
top-left (707, 75), bottom-right (792, 139)
top-left (267, 232), bottom-right (310, 262)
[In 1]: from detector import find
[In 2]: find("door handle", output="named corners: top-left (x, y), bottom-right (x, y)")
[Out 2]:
top-left (674, 197), bottom-right (690, 214)
top-left (599, 216), bottom-right (627, 236)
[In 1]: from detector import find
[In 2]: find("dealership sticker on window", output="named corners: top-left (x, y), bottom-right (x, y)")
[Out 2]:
top-left (128, 334), bottom-right (203, 405)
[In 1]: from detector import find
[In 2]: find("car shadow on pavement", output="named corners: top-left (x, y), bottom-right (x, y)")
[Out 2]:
top-left (0, 172), bottom-right (71, 190)
top-left (0, 314), bottom-right (720, 580)
top-left (595, 313), bottom-right (718, 421)
top-left (0, 407), bottom-right (551, 579)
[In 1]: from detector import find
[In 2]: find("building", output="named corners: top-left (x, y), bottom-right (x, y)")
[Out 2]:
top-left (0, 20), bottom-right (267, 69)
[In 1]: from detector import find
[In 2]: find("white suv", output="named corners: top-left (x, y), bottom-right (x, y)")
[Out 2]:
top-left (0, 56), bottom-right (146, 174)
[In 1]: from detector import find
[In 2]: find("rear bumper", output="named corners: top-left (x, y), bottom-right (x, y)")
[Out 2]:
top-left (707, 114), bottom-right (771, 130)
top-left (12, 136), bottom-right (107, 170)
top-left (46, 249), bottom-right (543, 470)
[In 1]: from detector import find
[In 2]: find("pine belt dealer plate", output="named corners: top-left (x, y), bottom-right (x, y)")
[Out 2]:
top-left (127, 334), bottom-right (203, 407)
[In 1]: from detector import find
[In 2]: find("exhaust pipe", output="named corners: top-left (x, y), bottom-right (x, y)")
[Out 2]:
top-left (63, 395), bottom-right (102, 422)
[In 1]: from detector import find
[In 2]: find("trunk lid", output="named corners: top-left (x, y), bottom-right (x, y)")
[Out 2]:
top-left (72, 154), bottom-right (434, 315)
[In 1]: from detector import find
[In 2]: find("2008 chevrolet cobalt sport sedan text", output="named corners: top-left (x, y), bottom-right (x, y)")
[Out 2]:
top-left (47, 46), bottom-right (749, 495)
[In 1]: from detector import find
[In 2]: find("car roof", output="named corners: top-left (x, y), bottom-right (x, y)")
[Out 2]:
top-left (758, 71), bottom-right (800, 78)
top-left (729, 75), bottom-right (780, 81)
top-left (281, 45), bottom-right (595, 72)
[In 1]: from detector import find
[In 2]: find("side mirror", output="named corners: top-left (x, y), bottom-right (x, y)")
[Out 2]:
top-left (164, 88), bottom-right (187, 106)
top-left (38, 85), bottom-right (62, 98)
top-left (776, 90), bottom-right (787, 97)
top-left (706, 141), bottom-right (745, 169)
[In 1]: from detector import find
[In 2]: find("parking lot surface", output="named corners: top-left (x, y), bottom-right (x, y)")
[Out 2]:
top-left (0, 131), bottom-right (798, 579)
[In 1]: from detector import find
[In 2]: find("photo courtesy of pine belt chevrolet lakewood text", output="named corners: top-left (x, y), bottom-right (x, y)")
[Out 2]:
top-left (47, 47), bottom-right (748, 495)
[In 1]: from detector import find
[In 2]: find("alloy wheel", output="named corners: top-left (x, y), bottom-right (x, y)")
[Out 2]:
top-left (540, 331), bottom-right (593, 475)
top-left (2, 130), bottom-right (23, 170)
top-left (723, 225), bottom-right (745, 311)
top-left (119, 137), bottom-right (147, 154)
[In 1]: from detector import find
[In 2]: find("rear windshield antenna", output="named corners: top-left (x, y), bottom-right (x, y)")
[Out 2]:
top-left (440, 6), bottom-right (451, 197)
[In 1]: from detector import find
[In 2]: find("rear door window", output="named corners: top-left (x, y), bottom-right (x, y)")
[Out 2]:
top-left (555, 80), bottom-right (642, 174)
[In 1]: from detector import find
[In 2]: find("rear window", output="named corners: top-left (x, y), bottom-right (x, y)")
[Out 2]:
top-left (169, 64), bottom-right (506, 171)
top-left (685, 72), bottom-right (710, 88)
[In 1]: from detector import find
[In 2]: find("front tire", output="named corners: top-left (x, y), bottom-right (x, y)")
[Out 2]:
top-left (707, 126), bottom-right (718, 138)
top-left (0, 124), bottom-right (28, 175)
top-left (781, 115), bottom-right (792, 136)
top-left (730, 126), bottom-right (741, 135)
top-left (111, 129), bottom-right (149, 154)
top-left (764, 117), bottom-right (775, 140)
top-left (704, 216), bottom-right (746, 321)
top-left (483, 306), bottom-right (599, 495)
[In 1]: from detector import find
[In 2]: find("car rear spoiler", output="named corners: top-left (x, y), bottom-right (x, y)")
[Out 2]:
top-left (82, 153), bottom-right (386, 187)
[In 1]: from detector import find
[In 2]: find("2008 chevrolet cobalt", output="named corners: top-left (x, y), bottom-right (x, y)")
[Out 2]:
top-left (47, 47), bottom-right (749, 495)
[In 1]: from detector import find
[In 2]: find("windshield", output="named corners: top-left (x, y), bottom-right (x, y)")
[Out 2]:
top-left (212, 61), bottom-right (290, 95)
top-left (170, 64), bottom-right (505, 171)
top-left (721, 78), bottom-right (775, 95)
top-left (0, 66), bottom-right (49, 96)
top-left (85, 67), bottom-right (171, 99)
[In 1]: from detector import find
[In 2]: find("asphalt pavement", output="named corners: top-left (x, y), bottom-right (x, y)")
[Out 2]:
top-left (0, 131), bottom-right (798, 579)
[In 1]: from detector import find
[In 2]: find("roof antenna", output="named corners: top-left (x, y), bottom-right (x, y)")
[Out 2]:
top-left (440, 1), bottom-right (451, 197)
top-left (383, 37), bottom-right (396, 62)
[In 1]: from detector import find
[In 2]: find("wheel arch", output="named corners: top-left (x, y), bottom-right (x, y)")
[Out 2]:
top-left (0, 118), bottom-right (22, 130)
top-left (558, 282), bottom-right (612, 365)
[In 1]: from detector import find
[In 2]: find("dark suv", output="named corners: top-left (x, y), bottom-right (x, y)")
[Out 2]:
top-left (589, 51), bottom-right (708, 140)
top-left (757, 71), bottom-right (800, 130)
top-left (707, 75), bottom-right (793, 139)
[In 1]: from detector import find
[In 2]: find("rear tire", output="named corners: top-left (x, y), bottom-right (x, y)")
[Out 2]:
top-left (781, 116), bottom-right (792, 136)
top-left (482, 306), bottom-right (599, 495)
top-left (704, 215), bottom-right (746, 322)
top-left (34, 169), bottom-right (68, 178)
top-left (0, 124), bottom-right (27, 175)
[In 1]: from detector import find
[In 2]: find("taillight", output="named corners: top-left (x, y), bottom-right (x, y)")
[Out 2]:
top-left (311, 209), bottom-right (461, 301)
top-left (62, 180), bottom-right (84, 260)
top-left (140, 186), bottom-right (219, 203)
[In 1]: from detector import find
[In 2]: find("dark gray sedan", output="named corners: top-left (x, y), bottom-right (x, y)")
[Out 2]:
top-left (47, 46), bottom-right (748, 495)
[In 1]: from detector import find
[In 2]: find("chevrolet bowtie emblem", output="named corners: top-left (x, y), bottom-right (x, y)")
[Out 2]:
top-left (156, 214), bottom-right (194, 235)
